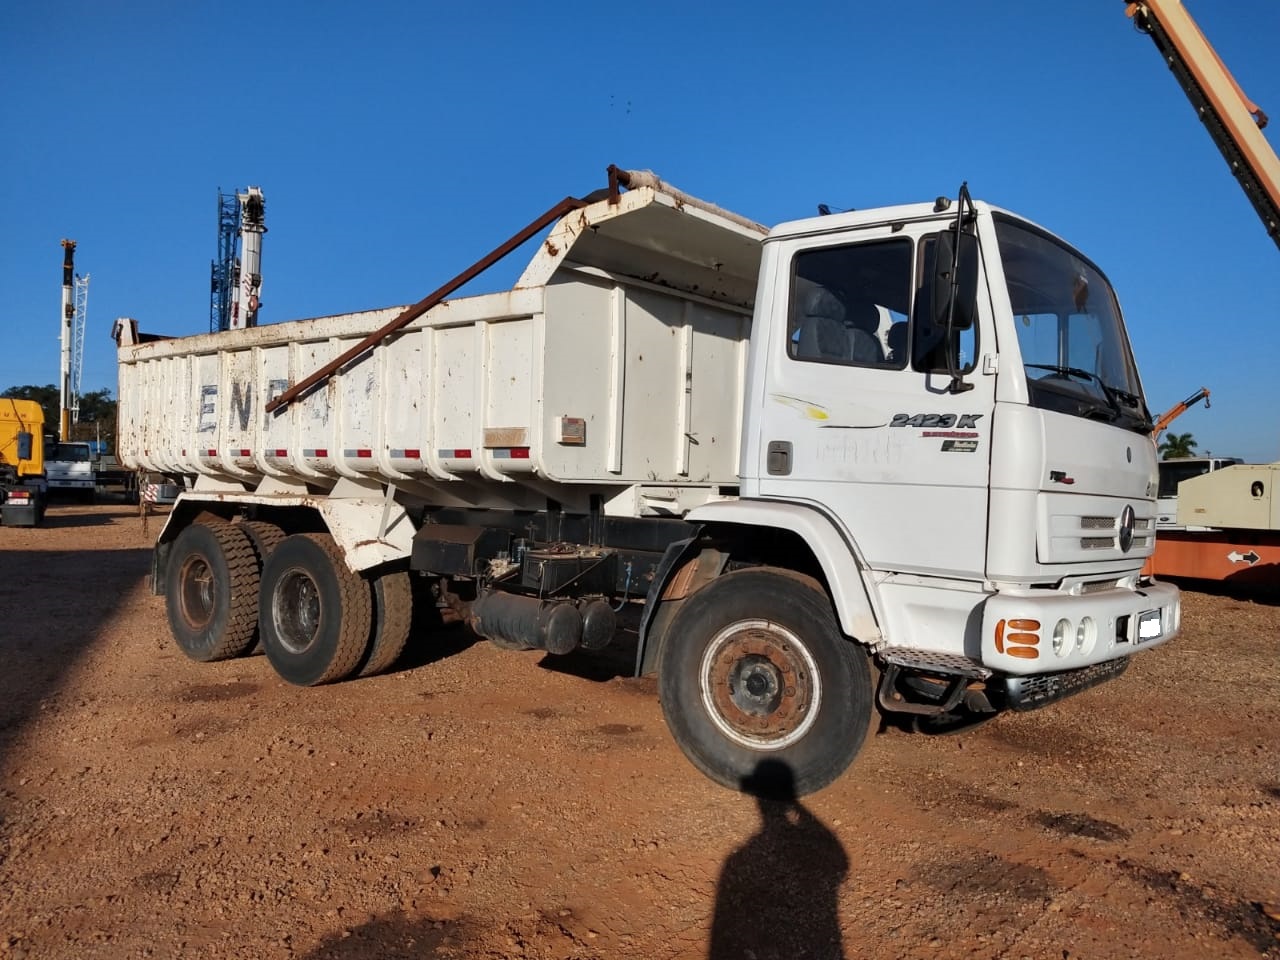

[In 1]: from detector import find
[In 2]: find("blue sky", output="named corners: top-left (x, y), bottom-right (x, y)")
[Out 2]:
top-left (2, 1), bottom-right (1277, 461)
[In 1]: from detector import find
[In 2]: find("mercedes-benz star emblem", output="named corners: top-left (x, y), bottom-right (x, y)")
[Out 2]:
top-left (1118, 505), bottom-right (1136, 552)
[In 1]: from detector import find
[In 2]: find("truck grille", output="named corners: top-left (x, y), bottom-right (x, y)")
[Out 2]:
top-left (1078, 579), bottom-right (1119, 595)
top-left (1077, 517), bottom-right (1153, 551)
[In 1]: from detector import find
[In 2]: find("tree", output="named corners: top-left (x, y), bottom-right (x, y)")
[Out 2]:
top-left (1, 384), bottom-right (116, 445)
top-left (1, 384), bottom-right (58, 429)
top-left (1159, 431), bottom-right (1198, 459)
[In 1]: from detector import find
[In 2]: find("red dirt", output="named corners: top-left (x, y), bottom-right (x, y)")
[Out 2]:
top-left (1, 503), bottom-right (1277, 959)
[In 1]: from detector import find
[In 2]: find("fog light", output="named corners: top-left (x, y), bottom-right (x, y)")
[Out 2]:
top-left (1052, 619), bottom-right (1072, 657)
top-left (1076, 616), bottom-right (1097, 656)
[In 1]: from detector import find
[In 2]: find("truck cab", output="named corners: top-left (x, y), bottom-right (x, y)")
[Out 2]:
top-left (706, 194), bottom-right (1175, 684)
top-left (0, 399), bottom-right (48, 526)
top-left (45, 441), bottom-right (96, 501)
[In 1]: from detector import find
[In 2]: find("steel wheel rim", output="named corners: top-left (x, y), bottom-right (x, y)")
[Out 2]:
top-left (273, 567), bottom-right (323, 655)
top-left (699, 618), bottom-right (821, 750)
top-left (178, 554), bottom-right (216, 630)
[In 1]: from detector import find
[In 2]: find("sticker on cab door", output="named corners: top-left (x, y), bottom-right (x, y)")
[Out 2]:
top-left (889, 413), bottom-right (983, 429)
top-left (891, 412), bottom-right (983, 448)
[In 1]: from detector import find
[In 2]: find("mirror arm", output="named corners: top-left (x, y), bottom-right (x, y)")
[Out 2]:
top-left (946, 182), bottom-right (976, 394)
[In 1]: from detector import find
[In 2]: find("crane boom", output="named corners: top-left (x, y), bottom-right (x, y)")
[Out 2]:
top-left (1150, 385), bottom-right (1209, 438)
top-left (1126, 0), bottom-right (1280, 251)
top-left (230, 186), bottom-right (266, 330)
top-left (59, 239), bottom-right (76, 440)
top-left (71, 272), bottom-right (89, 425)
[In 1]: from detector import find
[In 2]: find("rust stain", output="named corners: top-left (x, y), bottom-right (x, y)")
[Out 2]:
top-left (662, 557), bottom-right (700, 601)
top-left (483, 427), bottom-right (528, 448)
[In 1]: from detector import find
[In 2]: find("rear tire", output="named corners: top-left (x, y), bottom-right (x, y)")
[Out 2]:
top-left (356, 570), bottom-right (413, 677)
top-left (259, 533), bottom-right (372, 686)
top-left (657, 567), bottom-right (872, 797)
top-left (165, 521), bottom-right (260, 662)
top-left (239, 521), bottom-right (287, 657)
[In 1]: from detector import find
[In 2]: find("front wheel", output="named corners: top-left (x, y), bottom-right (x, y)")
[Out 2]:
top-left (657, 567), bottom-right (872, 797)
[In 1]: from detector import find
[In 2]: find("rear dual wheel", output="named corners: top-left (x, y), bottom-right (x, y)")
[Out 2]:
top-left (357, 570), bottom-right (413, 678)
top-left (238, 520), bottom-right (286, 656)
top-left (165, 520), bottom-right (415, 684)
top-left (258, 534), bottom-right (414, 686)
top-left (165, 519), bottom-right (260, 662)
top-left (259, 534), bottom-right (373, 686)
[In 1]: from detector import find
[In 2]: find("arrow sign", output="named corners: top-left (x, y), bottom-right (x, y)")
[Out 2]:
top-left (1227, 550), bottom-right (1261, 565)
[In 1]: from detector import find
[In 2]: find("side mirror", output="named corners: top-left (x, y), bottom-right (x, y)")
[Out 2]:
top-left (932, 229), bottom-right (979, 332)
top-left (16, 431), bottom-right (32, 462)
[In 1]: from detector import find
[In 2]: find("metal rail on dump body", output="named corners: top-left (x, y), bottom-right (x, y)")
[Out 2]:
top-left (264, 166), bottom-right (767, 415)
top-left (264, 195), bottom-right (589, 414)
top-left (1126, 0), bottom-right (1280, 250)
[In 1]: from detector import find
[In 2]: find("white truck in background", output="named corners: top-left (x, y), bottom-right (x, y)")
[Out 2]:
top-left (114, 168), bottom-right (1179, 795)
top-left (45, 440), bottom-right (96, 501)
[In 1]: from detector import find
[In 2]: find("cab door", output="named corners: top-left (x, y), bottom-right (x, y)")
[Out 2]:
top-left (754, 222), bottom-right (996, 580)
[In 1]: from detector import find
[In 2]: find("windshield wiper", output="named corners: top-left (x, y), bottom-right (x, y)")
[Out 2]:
top-left (1025, 364), bottom-right (1125, 421)
top-left (1025, 364), bottom-right (1155, 431)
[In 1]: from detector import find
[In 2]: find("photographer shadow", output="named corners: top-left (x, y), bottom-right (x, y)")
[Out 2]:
top-left (709, 760), bottom-right (849, 960)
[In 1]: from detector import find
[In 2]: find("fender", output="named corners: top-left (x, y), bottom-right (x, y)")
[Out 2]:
top-left (685, 499), bottom-right (883, 643)
top-left (635, 500), bottom-right (884, 674)
top-left (151, 491), bottom-right (415, 594)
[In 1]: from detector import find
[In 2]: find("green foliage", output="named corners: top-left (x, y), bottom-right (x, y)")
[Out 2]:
top-left (0, 384), bottom-right (115, 445)
top-left (1159, 431), bottom-right (1198, 460)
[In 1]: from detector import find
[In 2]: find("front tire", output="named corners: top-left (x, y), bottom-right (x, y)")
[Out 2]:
top-left (164, 520), bottom-right (260, 662)
top-left (259, 533), bottom-right (372, 686)
top-left (657, 567), bottom-right (872, 797)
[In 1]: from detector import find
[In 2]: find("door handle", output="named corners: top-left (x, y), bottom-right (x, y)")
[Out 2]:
top-left (766, 440), bottom-right (792, 476)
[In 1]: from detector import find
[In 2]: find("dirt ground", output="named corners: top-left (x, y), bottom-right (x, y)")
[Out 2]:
top-left (1, 502), bottom-right (1277, 960)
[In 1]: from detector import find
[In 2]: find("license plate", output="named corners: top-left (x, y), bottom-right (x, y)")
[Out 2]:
top-left (1138, 610), bottom-right (1162, 641)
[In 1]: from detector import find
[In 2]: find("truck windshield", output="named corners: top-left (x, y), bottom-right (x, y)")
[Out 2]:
top-left (50, 443), bottom-right (91, 462)
top-left (995, 216), bottom-right (1151, 434)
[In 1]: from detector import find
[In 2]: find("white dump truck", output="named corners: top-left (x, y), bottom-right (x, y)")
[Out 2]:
top-left (115, 168), bottom-right (1179, 795)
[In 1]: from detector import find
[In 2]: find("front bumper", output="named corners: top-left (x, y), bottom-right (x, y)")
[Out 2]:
top-left (982, 579), bottom-right (1179, 676)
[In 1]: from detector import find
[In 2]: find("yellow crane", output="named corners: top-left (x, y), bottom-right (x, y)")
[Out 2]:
top-left (1125, 0), bottom-right (1280, 250)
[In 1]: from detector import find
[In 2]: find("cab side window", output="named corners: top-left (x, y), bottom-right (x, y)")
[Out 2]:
top-left (787, 239), bottom-right (913, 370)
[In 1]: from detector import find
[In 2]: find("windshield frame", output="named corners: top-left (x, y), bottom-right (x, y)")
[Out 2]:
top-left (993, 213), bottom-right (1151, 434)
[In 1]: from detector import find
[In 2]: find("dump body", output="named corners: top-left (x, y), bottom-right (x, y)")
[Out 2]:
top-left (117, 187), bottom-right (762, 517)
